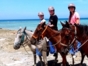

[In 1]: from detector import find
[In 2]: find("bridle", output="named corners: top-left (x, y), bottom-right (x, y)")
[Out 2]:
top-left (32, 26), bottom-right (68, 47)
top-left (32, 26), bottom-right (48, 39)
top-left (62, 25), bottom-right (77, 47)
top-left (41, 26), bottom-right (48, 38)
top-left (69, 25), bottom-right (77, 46)
top-left (17, 30), bottom-right (30, 46)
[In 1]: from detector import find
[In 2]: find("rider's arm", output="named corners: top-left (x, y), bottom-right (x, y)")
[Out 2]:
top-left (75, 12), bottom-right (80, 24)
top-left (76, 18), bottom-right (80, 24)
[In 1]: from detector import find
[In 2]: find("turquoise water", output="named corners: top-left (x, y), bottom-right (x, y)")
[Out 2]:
top-left (0, 18), bottom-right (88, 31)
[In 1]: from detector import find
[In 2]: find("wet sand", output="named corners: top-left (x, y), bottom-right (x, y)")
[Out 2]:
top-left (0, 29), bottom-right (88, 66)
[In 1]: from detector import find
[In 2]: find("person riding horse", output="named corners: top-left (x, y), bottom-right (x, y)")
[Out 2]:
top-left (38, 12), bottom-right (46, 24)
top-left (48, 6), bottom-right (58, 59)
top-left (68, 3), bottom-right (81, 56)
top-left (48, 6), bottom-right (58, 30)
top-left (68, 3), bottom-right (80, 25)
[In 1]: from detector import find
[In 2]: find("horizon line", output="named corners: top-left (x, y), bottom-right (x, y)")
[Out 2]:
top-left (0, 17), bottom-right (88, 21)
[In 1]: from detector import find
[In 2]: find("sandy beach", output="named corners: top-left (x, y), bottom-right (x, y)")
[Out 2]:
top-left (0, 29), bottom-right (88, 66)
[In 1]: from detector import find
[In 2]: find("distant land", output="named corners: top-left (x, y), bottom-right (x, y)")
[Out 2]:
top-left (0, 18), bottom-right (88, 21)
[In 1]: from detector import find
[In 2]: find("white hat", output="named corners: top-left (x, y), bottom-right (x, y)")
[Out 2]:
top-left (68, 3), bottom-right (76, 8)
top-left (38, 12), bottom-right (44, 16)
top-left (48, 6), bottom-right (54, 11)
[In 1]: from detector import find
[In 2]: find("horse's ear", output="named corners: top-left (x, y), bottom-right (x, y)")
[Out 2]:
top-left (60, 21), bottom-right (65, 27)
top-left (66, 21), bottom-right (68, 23)
top-left (22, 27), bottom-right (26, 32)
top-left (66, 21), bottom-right (71, 28)
top-left (42, 22), bottom-right (46, 28)
top-left (66, 21), bottom-right (69, 25)
top-left (74, 23), bottom-right (78, 27)
top-left (24, 27), bottom-right (26, 30)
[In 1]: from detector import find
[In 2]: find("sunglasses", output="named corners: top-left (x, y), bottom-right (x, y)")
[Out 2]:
top-left (68, 7), bottom-right (75, 9)
top-left (49, 10), bottom-right (54, 12)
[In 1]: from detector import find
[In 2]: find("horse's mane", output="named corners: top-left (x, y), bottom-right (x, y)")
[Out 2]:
top-left (17, 28), bottom-right (33, 35)
top-left (47, 26), bottom-right (60, 34)
top-left (76, 24), bottom-right (88, 35)
top-left (64, 21), bottom-right (88, 35)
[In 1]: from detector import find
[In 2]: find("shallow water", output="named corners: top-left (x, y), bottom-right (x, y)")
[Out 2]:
top-left (0, 18), bottom-right (88, 31)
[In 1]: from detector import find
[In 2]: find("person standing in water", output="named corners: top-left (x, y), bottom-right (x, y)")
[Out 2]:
top-left (68, 3), bottom-right (80, 25)
top-left (48, 6), bottom-right (58, 30)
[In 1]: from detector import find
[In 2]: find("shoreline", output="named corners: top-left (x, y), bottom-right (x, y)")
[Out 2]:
top-left (0, 17), bottom-right (88, 21)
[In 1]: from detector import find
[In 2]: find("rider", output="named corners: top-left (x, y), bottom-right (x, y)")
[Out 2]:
top-left (48, 6), bottom-right (58, 30)
top-left (36, 12), bottom-right (46, 56)
top-left (38, 12), bottom-right (46, 24)
top-left (68, 3), bottom-right (81, 57)
top-left (68, 3), bottom-right (80, 25)
top-left (47, 6), bottom-right (58, 58)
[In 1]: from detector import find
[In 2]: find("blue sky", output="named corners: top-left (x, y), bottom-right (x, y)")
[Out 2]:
top-left (0, 0), bottom-right (88, 19)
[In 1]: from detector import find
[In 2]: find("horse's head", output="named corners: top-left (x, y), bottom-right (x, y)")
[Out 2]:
top-left (60, 21), bottom-right (71, 36)
top-left (30, 22), bottom-right (47, 44)
top-left (14, 27), bottom-right (27, 49)
top-left (61, 21), bottom-right (78, 45)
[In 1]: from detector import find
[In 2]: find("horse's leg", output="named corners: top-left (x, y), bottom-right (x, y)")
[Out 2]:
top-left (42, 51), bottom-right (48, 66)
top-left (52, 52), bottom-right (58, 66)
top-left (79, 50), bottom-right (85, 66)
top-left (71, 54), bottom-right (74, 66)
top-left (33, 53), bottom-right (37, 66)
top-left (60, 53), bottom-right (68, 66)
top-left (39, 56), bottom-right (43, 66)
top-left (54, 52), bottom-right (58, 62)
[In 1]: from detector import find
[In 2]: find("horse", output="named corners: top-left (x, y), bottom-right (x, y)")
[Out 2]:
top-left (14, 27), bottom-right (49, 66)
top-left (30, 22), bottom-right (72, 66)
top-left (60, 21), bottom-right (88, 66)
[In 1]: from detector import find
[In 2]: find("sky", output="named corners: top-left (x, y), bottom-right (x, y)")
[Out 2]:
top-left (0, 0), bottom-right (88, 19)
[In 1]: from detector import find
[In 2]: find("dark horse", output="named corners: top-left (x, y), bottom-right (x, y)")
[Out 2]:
top-left (30, 22), bottom-right (72, 66)
top-left (61, 21), bottom-right (88, 66)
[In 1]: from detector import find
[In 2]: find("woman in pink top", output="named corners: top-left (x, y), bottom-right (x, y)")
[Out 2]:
top-left (68, 3), bottom-right (81, 58)
top-left (68, 3), bottom-right (80, 25)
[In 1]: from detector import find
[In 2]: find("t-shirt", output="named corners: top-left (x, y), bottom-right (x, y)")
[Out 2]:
top-left (70, 12), bottom-right (80, 25)
top-left (40, 19), bottom-right (46, 24)
top-left (49, 15), bottom-right (58, 30)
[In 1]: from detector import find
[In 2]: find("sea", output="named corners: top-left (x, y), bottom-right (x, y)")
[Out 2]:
top-left (0, 18), bottom-right (88, 31)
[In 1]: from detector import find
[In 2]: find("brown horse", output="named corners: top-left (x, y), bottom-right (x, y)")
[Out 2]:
top-left (61, 21), bottom-right (88, 65)
top-left (30, 22), bottom-right (71, 66)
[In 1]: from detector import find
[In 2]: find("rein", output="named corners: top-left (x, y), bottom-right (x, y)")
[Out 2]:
top-left (69, 25), bottom-right (77, 47)
top-left (74, 39), bottom-right (88, 53)
top-left (22, 33), bottom-right (32, 56)
top-left (42, 26), bottom-right (68, 47)
top-left (32, 26), bottom-right (48, 39)
top-left (41, 26), bottom-right (48, 38)
top-left (58, 25), bottom-right (78, 50)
